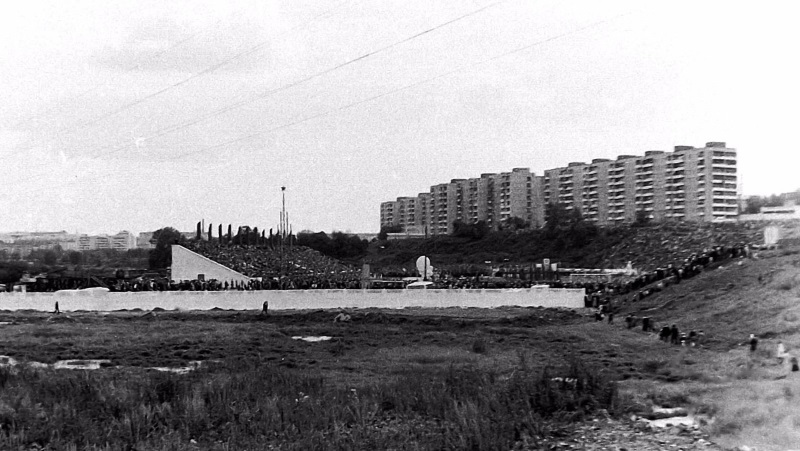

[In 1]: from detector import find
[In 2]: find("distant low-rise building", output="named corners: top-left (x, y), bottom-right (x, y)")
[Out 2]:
top-left (137, 232), bottom-right (156, 249)
top-left (739, 205), bottom-right (800, 222)
top-left (77, 231), bottom-right (135, 251)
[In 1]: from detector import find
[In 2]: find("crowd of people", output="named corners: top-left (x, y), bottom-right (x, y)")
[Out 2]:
top-left (582, 241), bottom-right (757, 351)
top-left (179, 240), bottom-right (363, 290)
top-left (109, 274), bottom-right (363, 292)
top-left (558, 242), bottom-right (754, 309)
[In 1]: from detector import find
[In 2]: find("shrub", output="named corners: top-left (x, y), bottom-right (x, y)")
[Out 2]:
top-left (0, 357), bottom-right (621, 449)
top-left (471, 339), bottom-right (488, 354)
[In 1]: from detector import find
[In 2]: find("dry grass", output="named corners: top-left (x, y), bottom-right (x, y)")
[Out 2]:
top-left (701, 378), bottom-right (800, 450)
top-left (0, 308), bottom-right (630, 449)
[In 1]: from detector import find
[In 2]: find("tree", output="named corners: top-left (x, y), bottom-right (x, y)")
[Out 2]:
top-left (297, 230), bottom-right (369, 260)
top-left (67, 251), bottom-right (83, 265)
top-left (148, 227), bottom-right (183, 269)
top-left (452, 220), bottom-right (489, 239)
top-left (634, 208), bottom-right (652, 226)
top-left (544, 203), bottom-right (582, 232)
top-left (743, 194), bottom-right (784, 214)
top-left (501, 216), bottom-right (529, 232)
top-left (43, 249), bottom-right (58, 265)
top-left (378, 225), bottom-right (402, 241)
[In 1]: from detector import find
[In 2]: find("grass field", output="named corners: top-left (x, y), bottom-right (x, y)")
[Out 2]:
top-left (2, 248), bottom-right (800, 449)
top-left (0, 307), bottom-right (633, 450)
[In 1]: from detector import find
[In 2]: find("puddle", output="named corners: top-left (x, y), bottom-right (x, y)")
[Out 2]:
top-left (149, 361), bottom-right (203, 374)
top-left (0, 355), bottom-right (202, 373)
top-left (292, 336), bottom-right (333, 342)
top-left (638, 406), bottom-right (706, 429)
top-left (53, 359), bottom-right (111, 370)
top-left (642, 415), bottom-right (697, 428)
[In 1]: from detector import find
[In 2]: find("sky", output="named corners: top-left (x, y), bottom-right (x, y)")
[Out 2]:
top-left (1, 0), bottom-right (799, 236)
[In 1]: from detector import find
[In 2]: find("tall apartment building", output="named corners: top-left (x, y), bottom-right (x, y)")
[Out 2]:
top-left (544, 142), bottom-right (738, 225)
top-left (381, 168), bottom-right (543, 235)
top-left (380, 141), bottom-right (737, 233)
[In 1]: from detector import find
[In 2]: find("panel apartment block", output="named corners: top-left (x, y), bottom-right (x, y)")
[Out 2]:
top-left (383, 168), bottom-right (543, 235)
top-left (379, 141), bottom-right (737, 233)
top-left (544, 142), bottom-right (737, 225)
top-left (379, 201), bottom-right (396, 228)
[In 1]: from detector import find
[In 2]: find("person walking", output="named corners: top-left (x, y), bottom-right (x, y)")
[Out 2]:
top-left (749, 334), bottom-right (758, 352)
top-left (670, 324), bottom-right (679, 345)
top-left (777, 341), bottom-right (788, 364)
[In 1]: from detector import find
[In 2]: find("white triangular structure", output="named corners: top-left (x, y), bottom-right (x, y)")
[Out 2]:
top-left (170, 245), bottom-right (250, 283)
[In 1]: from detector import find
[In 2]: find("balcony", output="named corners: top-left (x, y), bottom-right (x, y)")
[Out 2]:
top-left (711, 162), bottom-right (736, 170)
top-left (712, 193), bottom-right (738, 200)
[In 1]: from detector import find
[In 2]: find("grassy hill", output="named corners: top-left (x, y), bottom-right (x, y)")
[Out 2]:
top-left (366, 221), bottom-right (768, 274)
top-left (616, 245), bottom-right (800, 347)
top-left (604, 243), bottom-right (800, 450)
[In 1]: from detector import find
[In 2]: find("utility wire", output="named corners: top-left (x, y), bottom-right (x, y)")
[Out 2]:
top-left (11, 10), bottom-right (240, 130)
top-left (89, 0), bottom-right (503, 159)
top-left (9, 0), bottom-right (353, 158)
top-left (75, 0), bottom-right (353, 131)
top-left (7, 8), bottom-right (250, 155)
top-left (167, 9), bottom-right (638, 162)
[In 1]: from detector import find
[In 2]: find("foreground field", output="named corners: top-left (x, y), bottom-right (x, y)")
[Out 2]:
top-left (2, 243), bottom-right (800, 451)
top-left (0, 307), bottom-right (706, 450)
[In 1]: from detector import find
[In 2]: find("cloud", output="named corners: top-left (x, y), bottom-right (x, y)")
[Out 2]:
top-left (91, 4), bottom-right (279, 74)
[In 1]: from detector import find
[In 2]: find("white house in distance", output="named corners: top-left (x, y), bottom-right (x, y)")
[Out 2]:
top-left (77, 231), bottom-right (137, 251)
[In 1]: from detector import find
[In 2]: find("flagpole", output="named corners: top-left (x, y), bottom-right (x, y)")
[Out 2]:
top-left (280, 186), bottom-right (286, 281)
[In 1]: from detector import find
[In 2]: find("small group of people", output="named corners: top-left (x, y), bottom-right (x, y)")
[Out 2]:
top-left (657, 324), bottom-right (704, 347)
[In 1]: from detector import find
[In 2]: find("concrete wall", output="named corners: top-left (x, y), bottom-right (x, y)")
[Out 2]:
top-left (0, 287), bottom-right (585, 312)
top-left (170, 245), bottom-right (250, 283)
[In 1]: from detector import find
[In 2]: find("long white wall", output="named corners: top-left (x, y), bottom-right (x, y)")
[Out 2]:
top-left (0, 287), bottom-right (585, 312)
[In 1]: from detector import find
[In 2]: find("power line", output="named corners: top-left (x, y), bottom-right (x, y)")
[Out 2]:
top-left (75, 0), bottom-right (353, 130)
top-left (6, 8), bottom-right (250, 155)
top-left (9, 0), bottom-right (353, 159)
top-left (88, 0), bottom-right (503, 159)
top-left (167, 9), bottom-right (638, 162)
top-left (11, 11), bottom-right (240, 131)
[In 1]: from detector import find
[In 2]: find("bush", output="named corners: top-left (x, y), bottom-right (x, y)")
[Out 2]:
top-left (0, 357), bottom-right (621, 449)
top-left (471, 338), bottom-right (488, 354)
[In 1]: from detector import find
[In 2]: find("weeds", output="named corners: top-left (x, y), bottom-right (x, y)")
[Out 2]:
top-left (471, 338), bottom-right (488, 354)
top-left (0, 358), bottom-right (618, 449)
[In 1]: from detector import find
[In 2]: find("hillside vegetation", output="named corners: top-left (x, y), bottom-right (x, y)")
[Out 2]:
top-left (367, 221), bottom-right (768, 274)
top-left (608, 243), bottom-right (800, 450)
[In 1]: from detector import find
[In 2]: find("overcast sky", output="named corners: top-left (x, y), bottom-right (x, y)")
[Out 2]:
top-left (1, 0), bottom-right (798, 235)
